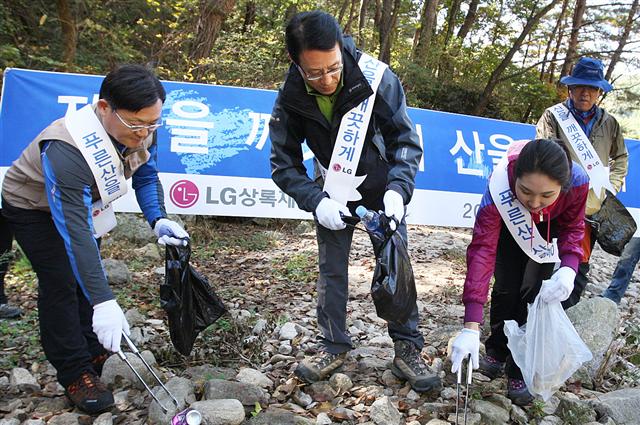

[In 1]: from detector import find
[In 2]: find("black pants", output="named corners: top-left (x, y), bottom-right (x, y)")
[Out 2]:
top-left (485, 223), bottom-right (556, 380)
top-left (0, 210), bottom-right (14, 304)
top-left (564, 219), bottom-right (596, 308)
top-left (565, 262), bottom-right (589, 308)
top-left (2, 200), bottom-right (106, 387)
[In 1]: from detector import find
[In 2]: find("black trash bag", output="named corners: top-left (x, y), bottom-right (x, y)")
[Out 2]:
top-left (370, 216), bottom-right (417, 324)
top-left (160, 244), bottom-right (227, 356)
top-left (591, 190), bottom-right (637, 257)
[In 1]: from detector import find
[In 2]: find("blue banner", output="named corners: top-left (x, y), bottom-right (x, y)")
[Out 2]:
top-left (1, 68), bottom-right (638, 228)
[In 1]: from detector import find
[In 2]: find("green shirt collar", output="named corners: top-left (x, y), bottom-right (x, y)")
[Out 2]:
top-left (303, 74), bottom-right (344, 123)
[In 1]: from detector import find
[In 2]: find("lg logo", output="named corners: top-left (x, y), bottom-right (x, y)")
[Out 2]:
top-left (170, 180), bottom-right (199, 208)
top-left (331, 163), bottom-right (352, 174)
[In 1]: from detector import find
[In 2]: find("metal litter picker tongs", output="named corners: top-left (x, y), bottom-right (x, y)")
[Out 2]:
top-left (117, 333), bottom-right (179, 413)
top-left (455, 354), bottom-right (473, 425)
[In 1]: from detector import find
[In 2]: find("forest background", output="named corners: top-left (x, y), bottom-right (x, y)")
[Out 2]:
top-left (0, 0), bottom-right (639, 137)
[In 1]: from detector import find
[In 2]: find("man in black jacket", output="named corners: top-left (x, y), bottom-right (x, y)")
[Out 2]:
top-left (270, 10), bottom-right (439, 392)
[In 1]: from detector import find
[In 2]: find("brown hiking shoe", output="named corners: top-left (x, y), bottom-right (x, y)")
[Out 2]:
top-left (65, 372), bottom-right (114, 414)
top-left (91, 353), bottom-right (110, 376)
top-left (391, 340), bottom-right (441, 392)
top-left (295, 351), bottom-right (347, 383)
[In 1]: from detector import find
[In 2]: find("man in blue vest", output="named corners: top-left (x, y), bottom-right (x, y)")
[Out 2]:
top-left (2, 65), bottom-right (188, 413)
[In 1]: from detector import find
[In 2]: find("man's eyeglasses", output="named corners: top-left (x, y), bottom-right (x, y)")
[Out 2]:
top-left (113, 109), bottom-right (163, 132)
top-left (298, 63), bottom-right (343, 81)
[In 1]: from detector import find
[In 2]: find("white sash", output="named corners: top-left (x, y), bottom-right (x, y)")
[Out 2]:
top-left (550, 103), bottom-right (613, 200)
top-left (65, 104), bottom-right (127, 237)
top-left (489, 155), bottom-right (560, 263)
top-left (321, 53), bottom-right (388, 205)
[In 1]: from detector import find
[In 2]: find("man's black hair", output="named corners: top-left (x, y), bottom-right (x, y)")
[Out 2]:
top-left (285, 11), bottom-right (343, 64)
top-left (515, 138), bottom-right (573, 191)
top-left (99, 64), bottom-right (166, 111)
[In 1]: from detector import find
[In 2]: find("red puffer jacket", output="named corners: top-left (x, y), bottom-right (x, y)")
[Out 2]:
top-left (462, 141), bottom-right (589, 324)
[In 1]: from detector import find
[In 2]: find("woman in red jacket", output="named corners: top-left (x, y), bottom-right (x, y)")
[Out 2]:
top-left (450, 138), bottom-right (588, 405)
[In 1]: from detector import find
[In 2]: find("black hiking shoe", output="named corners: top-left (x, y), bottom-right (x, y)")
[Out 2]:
top-left (0, 303), bottom-right (22, 319)
top-left (507, 378), bottom-right (534, 406)
top-left (295, 351), bottom-right (347, 383)
top-left (65, 372), bottom-right (114, 414)
top-left (478, 355), bottom-right (505, 379)
top-left (391, 340), bottom-right (441, 392)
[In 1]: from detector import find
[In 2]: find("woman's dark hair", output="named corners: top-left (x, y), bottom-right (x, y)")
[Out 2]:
top-left (515, 138), bottom-right (572, 190)
top-left (285, 11), bottom-right (343, 65)
top-left (99, 64), bottom-right (165, 112)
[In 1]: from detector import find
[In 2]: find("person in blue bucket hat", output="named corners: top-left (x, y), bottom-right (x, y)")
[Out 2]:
top-left (559, 57), bottom-right (614, 93)
top-left (535, 57), bottom-right (627, 308)
top-left (472, 57), bottom-right (628, 397)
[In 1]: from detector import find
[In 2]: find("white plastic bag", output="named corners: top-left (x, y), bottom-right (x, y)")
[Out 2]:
top-left (503, 293), bottom-right (592, 401)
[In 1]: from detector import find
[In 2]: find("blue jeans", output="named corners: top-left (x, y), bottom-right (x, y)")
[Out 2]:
top-left (602, 237), bottom-right (640, 304)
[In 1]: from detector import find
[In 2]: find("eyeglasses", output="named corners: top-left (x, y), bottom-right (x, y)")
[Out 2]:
top-left (113, 109), bottom-right (163, 132)
top-left (569, 85), bottom-right (600, 93)
top-left (298, 63), bottom-right (343, 81)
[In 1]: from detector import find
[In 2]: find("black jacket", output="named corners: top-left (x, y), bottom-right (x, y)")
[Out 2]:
top-left (269, 36), bottom-right (422, 213)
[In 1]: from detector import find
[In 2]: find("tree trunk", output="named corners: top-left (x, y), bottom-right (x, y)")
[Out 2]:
top-left (373, 0), bottom-right (382, 51)
top-left (378, 0), bottom-right (401, 63)
top-left (412, 0), bottom-right (438, 65)
top-left (284, 3), bottom-right (298, 23)
top-left (522, 32), bottom-right (531, 66)
top-left (605, 0), bottom-right (639, 81)
top-left (444, 0), bottom-right (462, 46)
top-left (337, 0), bottom-right (350, 26)
top-left (472, 0), bottom-right (560, 116)
top-left (547, 0), bottom-right (570, 83)
top-left (559, 0), bottom-right (586, 79)
top-left (358, 0), bottom-right (370, 48)
top-left (56, 0), bottom-right (76, 70)
top-left (343, 0), bottom-right (360, 33)
top-left (242, 1), bottom-right (256, 33)
top-left (457, 0), bottom-right (479, 41)
top-left (521, 102), bottom-right (534, 122)
top-left (190, 0), bottom-right (236, 68)
top-left (540, 0), bottom-right (568, 80)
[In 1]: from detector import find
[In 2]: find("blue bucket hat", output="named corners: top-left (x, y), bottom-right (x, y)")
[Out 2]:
top-left (559, 57), bottom-right (613, 93)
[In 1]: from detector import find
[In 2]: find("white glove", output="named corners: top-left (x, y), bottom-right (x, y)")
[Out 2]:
top-left (154, 218), bottom-right (189, 246)
top-left (539, 266), bottom-right (576, 304)
top-left (451, 328), bottom-right (480, 373)
top-left (383, 190), bottom-right (405, 222)
top-left (92, 299), bottom-right (130, 353)
top-left (315, 198), bottom-right (350, 230)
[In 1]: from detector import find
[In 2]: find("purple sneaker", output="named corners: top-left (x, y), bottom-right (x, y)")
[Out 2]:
top-left (478, 355), bottom-right (505, 379)
top-left (507, 378), bottom-right (534, 406)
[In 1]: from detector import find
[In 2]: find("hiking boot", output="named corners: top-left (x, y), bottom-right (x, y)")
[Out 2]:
top-left (295, 351), bottom-right (347, 383)
top-left (391, 340), bottom-right (441, 392)
top-left (65, 372), bottom-right (114, 414)
top-left (507, 378), bottom-right (534, 406)
top-left (91, 353), bottom-right (110, 376)
top-left (0, 303), bottom-right (22, 319)
top-left (478, 355), bottom-right (505, 379)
